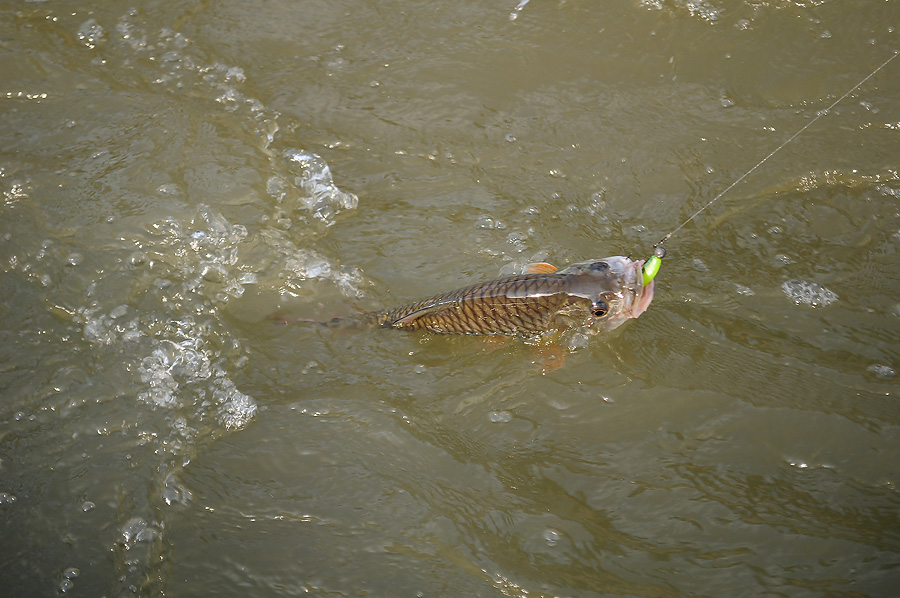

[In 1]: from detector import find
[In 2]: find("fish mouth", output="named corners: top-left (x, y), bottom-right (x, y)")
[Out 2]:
top-left (629, 259), bottom-right (654, 318)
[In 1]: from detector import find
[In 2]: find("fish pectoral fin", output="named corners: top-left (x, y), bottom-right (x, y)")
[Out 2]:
top-left (523, 262), bottom-right (558, 274)
top-left (392, 303), bottom-right (451, 327)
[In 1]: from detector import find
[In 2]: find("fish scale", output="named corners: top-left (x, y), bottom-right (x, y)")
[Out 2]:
top-left (358, 273), bottom-right (579, 335)
top-left (362, 274), bottom-right (590, 335)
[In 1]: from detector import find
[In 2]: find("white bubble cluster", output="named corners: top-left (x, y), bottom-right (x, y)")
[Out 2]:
top-left (279, 149), bottom-right (359, 223)
top-left (867, 364), bottom-right (895, 379)
top-left (268, 245), bottom-right (366, 299)
top-left (146, 204), bottom-right (253, 304)
top-left (120, 517), bottom-right (159, 549)
top-left (489, 410), bottom-right (512, 423)
top-left (58, 566), bottom-right (79, 593)
top-left (214, 378), bottom-right (258, 431)
top-left (136, 336), bottom-right (213, 407)
top-left (78, 205), bottom-right (260, 438)
top-left (781, 280), bottom-right (838, 307)
top-left (639, 0), bottom-right (721, 22)
top-left (77, 19), bottom-right (105, 48)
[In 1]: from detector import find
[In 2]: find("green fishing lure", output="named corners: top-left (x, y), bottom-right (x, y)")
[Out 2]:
top-left (642, 245), bottom-right (666, 287)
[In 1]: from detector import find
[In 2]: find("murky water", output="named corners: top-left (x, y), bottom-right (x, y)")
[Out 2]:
top-left (2, 0), bottom-right (899, 596)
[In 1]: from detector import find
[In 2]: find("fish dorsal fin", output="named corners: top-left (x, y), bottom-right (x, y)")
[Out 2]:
top-left (523, 262), bottom-right (558, 274)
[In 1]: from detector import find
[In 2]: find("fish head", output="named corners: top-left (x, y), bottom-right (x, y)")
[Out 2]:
top-left (553, 256), bottom-right (655, 332)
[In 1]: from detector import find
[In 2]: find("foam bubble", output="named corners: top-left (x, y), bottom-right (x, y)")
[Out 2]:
top-left (640, 0), bottom-right (720, 22)
top-left (282, 149), bottom-right (359, 223)
top-left (489, 411), bottom-right (512, 423)
top-left (214, 378), bottom-right (258, 431)
top-left (781, 280), bottom-right (838, 307)
top-left (161, 472), bottom-right (193, 506)
top-left (275, 248), bottom-right (364, 298)
top-left (137, 346), bottom-right (181, 407)
top-left (868, 364), bottom-right (895, 379)
top-left (120, 517), bottom-right (158, 548)
top-left (266, 176), bottom-right (288, 200)
top-left (543, 529), bottom-right (561, 547)
top-left (475, 215), bottom-right (498, 229)
top-left (77, 19), bottom-right (105, 48)
top-left (510, 0), bottom-right (531, 21)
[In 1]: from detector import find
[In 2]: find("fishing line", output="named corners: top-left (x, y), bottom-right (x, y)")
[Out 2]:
top-left (641, 49), bottom-right (900, 287)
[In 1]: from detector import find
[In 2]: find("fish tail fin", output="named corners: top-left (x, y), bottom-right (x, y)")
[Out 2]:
top-left (267, 311), bottom-right (312, 325)
top-left (267, 310), bottom-right (384, 330)
top-left (353, 311), bottom-right (394, 329)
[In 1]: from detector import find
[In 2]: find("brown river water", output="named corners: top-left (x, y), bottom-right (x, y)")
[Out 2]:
top-left (2, 1), bottom-right (899, 596)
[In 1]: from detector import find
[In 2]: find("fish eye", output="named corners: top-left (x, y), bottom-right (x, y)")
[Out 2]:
top-left (591, 299), bottom-right (608, 317)
top-left (589, 261), bottom-right (609, 271)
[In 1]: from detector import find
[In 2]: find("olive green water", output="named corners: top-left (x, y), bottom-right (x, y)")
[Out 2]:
top-left (2, 1), bottom-right (900, 596)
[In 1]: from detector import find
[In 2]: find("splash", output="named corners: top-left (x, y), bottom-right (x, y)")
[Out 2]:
top-left (1, 8), bottom-right (366, 594)
top-left (272, 149), bottom-right (360, 225)
top-left (79, 205), bottom-right (260, 432)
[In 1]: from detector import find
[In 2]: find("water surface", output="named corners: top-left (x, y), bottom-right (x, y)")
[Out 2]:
top-left (2, 0), bottom-right (899, 596)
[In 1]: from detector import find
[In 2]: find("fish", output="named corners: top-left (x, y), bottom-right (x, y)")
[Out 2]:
top-left (297, 256), bottom-right (654, 337)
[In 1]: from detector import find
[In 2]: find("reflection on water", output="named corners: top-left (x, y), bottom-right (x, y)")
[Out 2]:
top-left (1, 0), bottom-right (899, 596)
